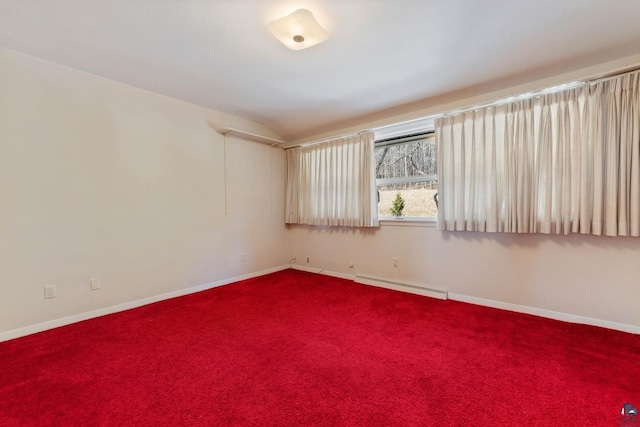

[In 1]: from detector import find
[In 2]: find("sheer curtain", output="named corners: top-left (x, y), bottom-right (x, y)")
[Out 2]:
top-left (285, 132), bottom-right (379, 227)
top-left (436, 70), bottom-right (640, 236)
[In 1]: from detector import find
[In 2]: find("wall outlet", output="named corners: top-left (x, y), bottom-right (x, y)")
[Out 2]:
top-left (349, 261), bottom-right (355, 268)
top-left (306, 256), bottom-right (310, 263)
top-left (393, 257), bottom-right (398, 268)
top-left (44, 285), bottom-right (56, 299)
top-left (240, 252), bottom-right (246, 262)
top-left (90, 278), bottom-right (101, 290)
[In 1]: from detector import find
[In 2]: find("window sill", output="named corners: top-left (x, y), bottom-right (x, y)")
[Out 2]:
top-left (379, 217), bottom-right (437, 227)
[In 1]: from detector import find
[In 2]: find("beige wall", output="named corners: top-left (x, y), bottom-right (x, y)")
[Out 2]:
top-left (287, 54), bottom-right (640, 333)
top-left (2, 46), bottom-right (639, 338)
top-left (0, 48), bottom-right (288, 336)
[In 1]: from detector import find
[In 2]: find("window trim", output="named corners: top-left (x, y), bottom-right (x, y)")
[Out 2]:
top-left (379, 217), bottom-right (437, 227)
top-left (375, 131), bottom-right (438, 220)
top-left (376, 175), bottom-right (437, 186)
top-left (375, 131), bottom-right (435, 147)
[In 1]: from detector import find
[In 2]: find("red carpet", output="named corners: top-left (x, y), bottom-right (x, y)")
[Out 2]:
top-left (1, 269), bottom-right (639, 426)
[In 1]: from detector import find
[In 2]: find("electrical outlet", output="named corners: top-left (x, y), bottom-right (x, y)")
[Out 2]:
top-left (240, 252), bottom-right (246, 262)
top-left (349, 261), bottom-right (355, 268)
top-left (90, 278), bottom-right (101, 290)
top-left (306, 257), bottom-right (310, 263)
top-left (393, 257), bottom-right (398, 268)
top-left (44, 285), bottom-right (56, 299)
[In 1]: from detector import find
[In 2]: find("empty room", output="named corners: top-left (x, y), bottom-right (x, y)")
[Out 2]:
top-left (1, 1), bottom-right (640, 426)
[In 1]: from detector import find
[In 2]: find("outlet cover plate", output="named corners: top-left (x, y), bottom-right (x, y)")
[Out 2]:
top-left (44, 285), bottom-right (56, 299)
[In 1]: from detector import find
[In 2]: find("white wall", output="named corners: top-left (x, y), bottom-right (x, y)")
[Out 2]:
top-left (0, 48), bottom-right (288, 336)
top-left (288, 223), bottom-right (640, 331)
top-left (287, 54), bottom-right (640, 333)
top-left (2, 46), bottom-right (639, 339)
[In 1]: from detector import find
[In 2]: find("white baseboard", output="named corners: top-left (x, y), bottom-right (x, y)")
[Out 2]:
top-left (4, 266), bottom-right (637, 342)
top-left (0, 265), bottom-right (289, 343)
top-left (290, 264), bottom-right (355, 280)
top-left (448, 293), bottom-right (640, 335)
top-left (291, 267), bottom-right (639, 334)
top-left (292, 268), bottom-right (639, 334)
top-left (354, 274), bottom-right (447, 300)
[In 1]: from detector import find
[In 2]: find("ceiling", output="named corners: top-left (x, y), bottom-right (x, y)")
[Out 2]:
top-left (2, 0), bottom-right (640, 142)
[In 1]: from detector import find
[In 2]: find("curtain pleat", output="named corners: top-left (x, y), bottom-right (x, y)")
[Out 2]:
top-left (285, 132), bottom-right (378, 227)
top-left (436, 70), bottom-right (640, 236)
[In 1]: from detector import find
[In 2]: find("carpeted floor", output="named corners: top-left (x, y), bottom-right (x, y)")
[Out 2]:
top-left (1, 269), bottom-right (639, 426)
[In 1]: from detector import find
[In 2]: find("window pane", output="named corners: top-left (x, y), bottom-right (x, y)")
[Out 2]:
top-left (375, 138), bottom-right (436, 180)
top-left (375, 135), bottom-right (437, 218)
top-left (378, 181), bottom-right (438, 217)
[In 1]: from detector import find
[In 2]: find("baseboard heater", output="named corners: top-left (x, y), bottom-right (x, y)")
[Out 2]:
top-left (354, 275), bottom-right (448, 300)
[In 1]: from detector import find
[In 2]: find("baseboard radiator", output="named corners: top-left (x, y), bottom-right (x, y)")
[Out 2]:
top-left (354, 275), bottom-right (448, 300)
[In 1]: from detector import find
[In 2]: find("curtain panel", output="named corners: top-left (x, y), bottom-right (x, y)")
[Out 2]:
top-left (436, 70), bottom-right (640, 236)
top-left (285, 132), bottom-right (379, 227)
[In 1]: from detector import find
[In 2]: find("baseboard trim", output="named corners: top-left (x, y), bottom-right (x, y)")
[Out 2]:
top-left (290, 268), bottom-right (639, 334)
top-left (448, 293), bottom-right (640, 335)
top-left (355, 275), bottom-right (447, 300)
top-left (291, 268), bottom-right (639, 334)
top-left (0, 265), bottom-right (289, 343)
top-left (290, 264), bottom-right (354, 280)
top-left (4, 266), bottom-right (636, 341)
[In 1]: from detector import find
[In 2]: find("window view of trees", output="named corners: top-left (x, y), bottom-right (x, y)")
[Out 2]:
top-left (375, 136), bottom-right (438, 218)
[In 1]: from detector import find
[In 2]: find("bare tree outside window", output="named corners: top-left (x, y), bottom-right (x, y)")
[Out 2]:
top-left (375, 135), bottom-right (437, 218)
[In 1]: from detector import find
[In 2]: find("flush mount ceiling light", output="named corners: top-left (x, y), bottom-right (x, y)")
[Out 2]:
top-left (267, 9), bottom-right (328, 51)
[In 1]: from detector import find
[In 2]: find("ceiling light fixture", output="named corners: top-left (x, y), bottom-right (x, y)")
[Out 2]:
top-left (267, 9), bottom-right (328, 51)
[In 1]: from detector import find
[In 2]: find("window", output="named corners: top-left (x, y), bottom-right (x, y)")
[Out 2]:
top-left (375, 132), bottom-right (437, 219)
top-left (285, 132), bottom-right (379, 227)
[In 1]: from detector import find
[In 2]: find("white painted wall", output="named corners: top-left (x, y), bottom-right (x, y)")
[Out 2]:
top-left (0, 48), bottom-right (288, 336)
top-left (2, 46), bottom-right (639, 339)
top-left (287, 54), bottom-right (640, 333)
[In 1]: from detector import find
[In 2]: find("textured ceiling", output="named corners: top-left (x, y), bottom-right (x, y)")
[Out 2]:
top-left (2, 0), bottom-right (640, 141)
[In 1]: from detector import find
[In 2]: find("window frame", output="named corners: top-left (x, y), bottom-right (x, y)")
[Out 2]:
top-left (374, 131), bottom-right (437, 221)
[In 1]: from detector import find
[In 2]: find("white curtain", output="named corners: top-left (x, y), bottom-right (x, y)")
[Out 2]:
top-left (285, 132), bottom-right (379, 227)
top-left (436, 70), bottom-right (640, 236)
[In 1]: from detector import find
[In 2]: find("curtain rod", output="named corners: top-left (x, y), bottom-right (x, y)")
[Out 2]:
top-left (284, 130), bottom-right (372, 150)
top-left (588, 66), bottom-right (640, 85)
top-left (438, 66), bottom-right (640, 119)
top-left (437, 82), bottom-right (583, 118)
